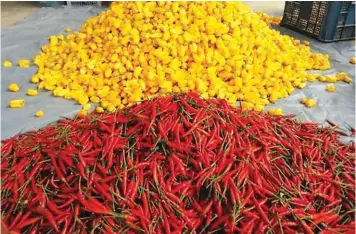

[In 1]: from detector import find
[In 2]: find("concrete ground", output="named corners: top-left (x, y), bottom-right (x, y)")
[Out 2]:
top-left (1, 2), bottom-right (40, 28)
top-left (243, 1), bottom-right (285, 15)
top-left (1, 1), bottom-right (285, 28)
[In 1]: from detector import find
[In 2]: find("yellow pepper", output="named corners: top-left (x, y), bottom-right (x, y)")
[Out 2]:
top-left (268, 108), bottom-right (283, 116)
top-left (8, 83), bottom-right (20, 92)
top-left (27, 89), bottom-right (38, 96)
top-left (90, 96), bottom-right (100, 103)
top-left (101, 100), bottom-right (109, 109)
top-left (343, 77), bottom-right (352, 83)
top-left (9, 99), bottom-right (25, 108)
top-left (107, 104), bottom-right (116, 112)
top-left (29, 2), bottom-right (335, 110)
top-left (253, 104), bottom-right (264, 112)
top-left (336, 72), bottom-right (352, 83)
top-left (3, 61), bottom-right (12, 67)
top-left (305, 99), bottom-right (316, 108)
top-left (257, 12), bottom-right (282, 26)
top-left (77, 109), bottom-right (87, 118)
top-left (95, 106), bottom-right (104, 113)
top-left (325, 85), bottom-right (336, 92)
top-left (82, 103), bottom-right (91, 111)
top-left (78, 96), bottom-right (89, 105)
top-left (350, 57), bottom-right (356, 64)
top-left (300, 97), bottom-right (308, 104)
top-left (31, 76), bottom-right (40, 84)
top-left (325, 76), bottom-right (337, 83)
top-left (297, 82), bottom-right (307, 89)
top-left (318, 76), bottom-right (327, 82)
top-left (35, 110), bottom-right (44, 117)
top-left (18, 59), bottom-right (30, 68)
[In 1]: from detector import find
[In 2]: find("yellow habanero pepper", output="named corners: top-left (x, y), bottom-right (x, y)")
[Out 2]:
top-left (9, 99), bottom-right (25, 108)
top-left (35, 110), bottom-right (44, 117)
top-left (8, 83), bottom-right (20, 92)
top-left (27, 89), bottom-right (38, 96)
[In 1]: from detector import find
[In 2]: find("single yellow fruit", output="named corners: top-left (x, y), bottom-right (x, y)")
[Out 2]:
top-left (350, 57), bottom-right (356, 64)
top-left (3, 61), bottom-right (12, 67)
top-left (95, 106), bottom-right (104, 113)
top-left (305, 99), bottom-right (316, 108)
top-left (31, 76), bottom-right (40, 84)
top-left (27, 89), bottom-right (38, 96)
top-left (268, 108), bottom-right (283, 116)
top-left (90, 96), bottom-right (100, 103)
top-left (101, 100), bottom-right (109, 109)
top-left (318, 76), bottom-right (327, 82)
top-left (343, 76), bottom-right (352, 83)
top-left (35, 110), bottom-right (44, 117)
top-left (325, 76), bottom-right (336, 83)
top-left (77, 109), bottom-right (87, 118)
top-left (18, 59), bottom-right (30, 68)
top-left (82, 103), bottom-right (91, 111)
top-left (300, 97), bottom-right (308, 104)
top-left (107, 104), bottom-right (116, 112)
top-left (9, 99), bottom-right (25, 108)
top-left (65, 28), bottom-right (71, 32)
top-left (8, 83), bottom-right (20, 92)
top-left (78, 96), bottom-right (89, 105)
top-left (298, 82), bottom-right (307, 89)
top-left (325, 85), bottom-right (336, 92)
top-left (253, 104), bottom-right (264, 112)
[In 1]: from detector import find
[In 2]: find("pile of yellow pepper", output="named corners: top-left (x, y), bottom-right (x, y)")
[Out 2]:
top-left (4, 2), bottom-right (353, 116)
top-left (256, 12), bottom-right (282, 26)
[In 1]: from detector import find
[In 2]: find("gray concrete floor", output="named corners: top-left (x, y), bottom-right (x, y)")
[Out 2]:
top-left (0, 1), bottom-right (285, 29)
top-left (243, 1), bottom-right (285, 15)
top-left (1, 1), bottom-right (40, 28)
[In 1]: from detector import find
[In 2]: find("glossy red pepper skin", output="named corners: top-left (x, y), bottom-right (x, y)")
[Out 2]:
top-left (35, 207), bottom-right (59, 232)
top-left (1, 93), bottom-right (355, 233)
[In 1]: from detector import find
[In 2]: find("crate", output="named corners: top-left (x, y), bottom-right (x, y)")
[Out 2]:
top-left (66, 1), bottom-right (102, 7)
top-left (281, 1), bottom-right (355, 42)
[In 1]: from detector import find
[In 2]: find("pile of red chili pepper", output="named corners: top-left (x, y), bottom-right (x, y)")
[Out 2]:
top-left (1, 93), bottom-right (355, 234)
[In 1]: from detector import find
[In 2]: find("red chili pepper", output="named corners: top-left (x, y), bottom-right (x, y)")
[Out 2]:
top-left (210, 215), bottom-right (228, 230)
top-left (280, 221), bottom-right (298, 227)
top-left (315, 213), bottom-right (340, 225)
top-left (165, 192), bottom-right (183, 206)
top-left (161, 208), bottom-right (171, 234)
top-left (171, 181), bottom-right (191, 194)
top-left (299, 218), bottom-right (314, 234)
top-left (94, 180), bottom-right (114, 202)
top-left (179, 97), bottom-right (198, 113)
top-left (17, 217), bottom-right (41, 229)
top-left (1, 93), bottom-right (356, 233)
top-left (170, 153), bottom-right (187, 176)
top-left (252, 195), bottom-right (269, 224)
top-left (202, 200), bottom-right (213, 216)
top-left (8, 211), bottom-right (22, 230)
top-left (47, 201), bottom-right (68, 216)
top-left (47, 153), bottom-right (65, 182)
top-left (60, 217), bottom-right (69, 234)
top-left (151, 159), bottom-right (158, 185)
top-left (76, 192), bottom-right (112, 215)
top-left (129, 177), bottom-right (139, 201)
top-left (10, 158), bottom-right (30, 175)
top-left (228, 178), bottom-right (241, 205)
top-left (35, 206), bottom-right (59, 232)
